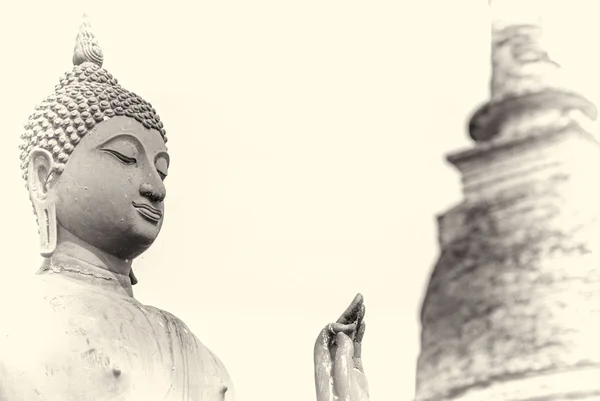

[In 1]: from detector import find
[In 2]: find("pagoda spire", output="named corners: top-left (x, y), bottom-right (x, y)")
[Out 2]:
top-left (470, 0), bottom-right (597, 142)
top-left (415, 1), bottom-right (600, 400)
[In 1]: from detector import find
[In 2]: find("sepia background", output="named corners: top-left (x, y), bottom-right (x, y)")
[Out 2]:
top-left (1, 1), bottom-right (598, 400)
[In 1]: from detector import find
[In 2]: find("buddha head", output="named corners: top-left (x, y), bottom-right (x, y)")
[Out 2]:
top-left (19, 17), bottom-right (169, 280)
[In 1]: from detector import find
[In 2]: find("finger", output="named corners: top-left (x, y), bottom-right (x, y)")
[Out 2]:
top-left (333, 332), bottom-right (354, 399)
top-left (352, 303), bottom-right (366, 342)
top-left (329, 322), bottom-right (357, 337)
top-left (353, 354), bottom-right (364, 373)
top-left (314, 328), bottom-right (334, 401)
top-left (353, 320), bottom-right (366, 372)
top-left (356, 303), bottom-right (366, 327)
top-left (351, 370), bottom-right (370, 400)
top-left (355, 318), bottom-right (366, 345)
top-left (336, 293), bottom-right (364, 325)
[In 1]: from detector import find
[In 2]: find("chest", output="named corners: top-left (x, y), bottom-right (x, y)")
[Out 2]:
top-left (0, 288), bottom-right (228, 401)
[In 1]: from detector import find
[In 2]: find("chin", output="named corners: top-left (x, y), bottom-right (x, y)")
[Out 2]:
top-left (109, 233), bottom-right (158, 261)
top-left (129, 219), bottom-right (163, 248)
top-left (96, 219), bottom-right (163, 260)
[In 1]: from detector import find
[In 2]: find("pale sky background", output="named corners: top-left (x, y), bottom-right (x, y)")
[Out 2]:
top-left (1, 1), bottom-right (599, 400)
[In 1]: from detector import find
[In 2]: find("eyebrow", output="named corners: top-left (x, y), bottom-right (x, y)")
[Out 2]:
top-left (98, 133), bottom-right (142, 149)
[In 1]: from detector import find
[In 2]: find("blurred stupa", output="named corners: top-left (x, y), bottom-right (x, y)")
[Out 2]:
top-left (416, 1), bottom-right (600, 400)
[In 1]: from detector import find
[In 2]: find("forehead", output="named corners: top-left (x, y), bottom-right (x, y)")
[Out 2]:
top-left (80, 116), bottom-right (167, 151)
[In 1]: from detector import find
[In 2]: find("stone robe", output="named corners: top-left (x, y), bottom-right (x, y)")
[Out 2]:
top-left (0, 256), bottom-right (234, 401)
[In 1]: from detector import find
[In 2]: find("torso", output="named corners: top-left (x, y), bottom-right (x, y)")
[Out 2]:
top-left (0, 269), bottom-right (234, 401)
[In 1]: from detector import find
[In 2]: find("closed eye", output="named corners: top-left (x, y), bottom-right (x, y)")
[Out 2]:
top-left (102, 149), bottom-right (137, 165)
top-left (158, 171), bottom-right (167, 181)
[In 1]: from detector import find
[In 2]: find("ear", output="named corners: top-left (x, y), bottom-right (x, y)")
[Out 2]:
top-left (28, 149), bottom-right (58, 257)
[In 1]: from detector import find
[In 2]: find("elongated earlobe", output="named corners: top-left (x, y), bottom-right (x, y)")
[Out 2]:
top-left (27, 149), bottom-right (58, 257)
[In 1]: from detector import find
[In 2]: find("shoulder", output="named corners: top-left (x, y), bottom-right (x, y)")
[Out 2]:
top-left (141, 304), bottom-right (236, 399)
top-left (140, 304), bottom-right (196, 335)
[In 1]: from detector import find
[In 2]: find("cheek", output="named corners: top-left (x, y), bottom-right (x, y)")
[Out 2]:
top-left (56, 159), bottom-right (140, 225)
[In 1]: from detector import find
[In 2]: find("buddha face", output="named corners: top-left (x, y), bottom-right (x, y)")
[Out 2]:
top-left (50, 116), bottom-right (169, 260)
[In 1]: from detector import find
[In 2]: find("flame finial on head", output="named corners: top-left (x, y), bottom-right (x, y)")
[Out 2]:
top-left (72, 14), bottom-right (104, 67)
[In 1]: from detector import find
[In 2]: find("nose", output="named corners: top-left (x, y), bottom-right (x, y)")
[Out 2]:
top-left (139, 180), bottom-right (166, 203)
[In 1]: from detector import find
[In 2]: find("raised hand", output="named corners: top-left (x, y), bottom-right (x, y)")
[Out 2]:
top-left (314, 294), bottom-right (368, 401)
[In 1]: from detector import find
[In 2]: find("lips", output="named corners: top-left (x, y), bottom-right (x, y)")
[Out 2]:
top-left (132, 201), bottom-right (162, 223)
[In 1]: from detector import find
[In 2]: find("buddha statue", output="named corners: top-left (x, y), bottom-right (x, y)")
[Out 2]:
top-left (0, 16), bottom-right (368, 401)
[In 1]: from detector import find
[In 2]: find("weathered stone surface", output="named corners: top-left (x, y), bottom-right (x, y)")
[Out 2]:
top-left (416, 123), bottom-right (600, 401)
top-left (417, 2), bottom-right (600, 400)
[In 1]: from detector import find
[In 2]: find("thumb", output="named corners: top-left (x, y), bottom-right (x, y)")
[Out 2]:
top-left (333, 332), bottom-right (354, 399)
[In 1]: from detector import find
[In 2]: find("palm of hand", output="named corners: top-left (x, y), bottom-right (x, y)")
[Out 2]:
top-left (314, 294), bottom-right (368, 401)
